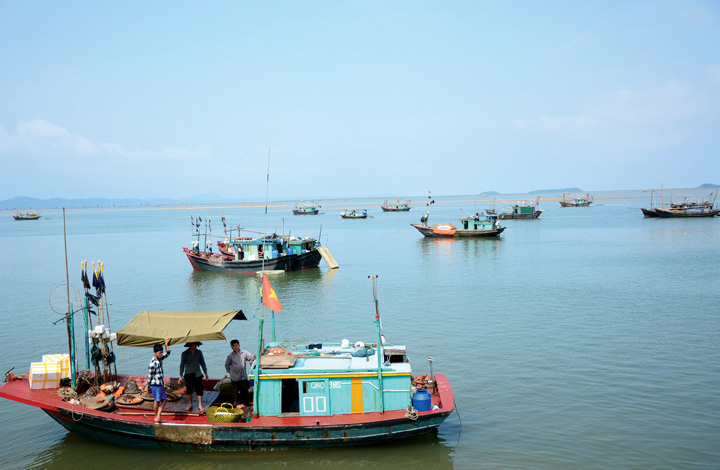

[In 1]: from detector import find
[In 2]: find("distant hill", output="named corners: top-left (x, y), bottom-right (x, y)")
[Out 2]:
top-left (1, 194), bottom-right (231, 210)
top-left (698, 183), bottom-right (719, 189)
top-left (478, 191), bottom-right (500, 195)
top-left (529, 188), bottom-right (583, 194)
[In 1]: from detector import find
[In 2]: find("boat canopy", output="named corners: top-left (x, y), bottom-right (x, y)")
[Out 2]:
top-left (116, 310), bottom-right (247, 348)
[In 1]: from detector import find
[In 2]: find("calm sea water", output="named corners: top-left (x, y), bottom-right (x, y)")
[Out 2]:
top-left (1, 190), bottom-right (719, 469)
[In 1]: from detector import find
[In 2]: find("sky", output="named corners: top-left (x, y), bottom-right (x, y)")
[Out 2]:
top-left (1, 1), bottom-right (719, 201)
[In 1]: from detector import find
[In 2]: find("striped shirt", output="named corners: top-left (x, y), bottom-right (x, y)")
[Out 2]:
top-left (147, 351), bottom-right (170, 386)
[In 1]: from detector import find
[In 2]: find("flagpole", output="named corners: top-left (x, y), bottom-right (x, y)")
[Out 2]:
top-left (369, 275), bottom-right (385, 413)
top-left (271, 311), bottom-right (276, 343)
top-left (262, 147), bottom-right (276, 341)
top-left (254, 147), bottom-right (272, 418)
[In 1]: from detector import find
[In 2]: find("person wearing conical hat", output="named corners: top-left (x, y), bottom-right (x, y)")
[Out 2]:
top-left (180, 341), bottom-right (208, 413)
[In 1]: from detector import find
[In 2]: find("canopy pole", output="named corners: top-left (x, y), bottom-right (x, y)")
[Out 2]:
top-left (253, 313), bottom-right (264, 418)
top-left (68, 304), bottom-right (77, 388)
top-left (82, 296), bottom-right (90, 372)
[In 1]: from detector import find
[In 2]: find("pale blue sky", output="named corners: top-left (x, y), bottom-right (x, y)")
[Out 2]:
top-left (1, 1), bottom-right (718, 200)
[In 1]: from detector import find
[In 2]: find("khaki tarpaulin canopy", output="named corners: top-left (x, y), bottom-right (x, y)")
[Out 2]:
top-left (116, 310), bottom-right (247, 348)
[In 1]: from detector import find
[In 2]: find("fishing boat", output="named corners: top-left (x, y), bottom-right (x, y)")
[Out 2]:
top-left (492, 197), bottom-right (543, 219)
top-left (411, 210), bottom-right (505, 238)
top-left (653, 207), bottom-right (719, 218)
top-left (184, 214), bottom-right (324, 273)
top-left (340, 209), bottom-right (368, 219)
top-left (641, 189), bottom-right (718, 217)
top-left (0, 275), bottom-right (454, 451)
top-left (559, 193), bottom-right (593, 207)
top-left (13, 212), bottom-right (41, 220)
top-left (292, 202), bottom-right (321, 215)
top-left (381, 199), bottom-right (411, 212)
top-left (185, 234), bottom-right (322, 273)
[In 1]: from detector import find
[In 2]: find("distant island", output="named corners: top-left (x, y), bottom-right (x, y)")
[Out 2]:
top-left (478, 191), bottom-right (500, 195)
top-left (698, 183), bottom-right (719, 189)
top-left (529, 188), bottom-right (583, 194)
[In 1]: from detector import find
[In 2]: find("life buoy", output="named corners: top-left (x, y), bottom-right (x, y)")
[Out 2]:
top-left (432, 224), bottom-right (456, 235)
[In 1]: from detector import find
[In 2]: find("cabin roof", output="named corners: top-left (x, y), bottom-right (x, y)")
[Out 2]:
top-left (261, 341), bottom-right (411, 374)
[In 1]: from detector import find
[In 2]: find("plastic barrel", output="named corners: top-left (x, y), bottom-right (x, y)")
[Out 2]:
top-left (413, 389), bottom-right (431, 412)
top-left (272, 250), bottom-right (279, 258)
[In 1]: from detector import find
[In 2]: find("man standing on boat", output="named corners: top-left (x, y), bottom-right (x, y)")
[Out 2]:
top-left (225, 339), bottom-right (255, 408)
top-left (180, 341), bottom-right (208, 413)
top-left (148, 338), bottom-right (171, 423)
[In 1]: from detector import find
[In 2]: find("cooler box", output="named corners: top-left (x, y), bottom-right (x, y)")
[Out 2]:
top-left (29, 362), bottom-right (62, 390)
top-left (42, 353), bottom-right (70, 379)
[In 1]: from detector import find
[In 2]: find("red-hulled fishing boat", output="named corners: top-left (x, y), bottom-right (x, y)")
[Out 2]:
top-left (0, 274), bottom-right (454, 451)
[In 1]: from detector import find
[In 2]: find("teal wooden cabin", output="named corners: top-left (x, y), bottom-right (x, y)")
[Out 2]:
top-left (459, 213), bottom-right (500, 230)
top-left (253, 341), bottom-right (412, 417)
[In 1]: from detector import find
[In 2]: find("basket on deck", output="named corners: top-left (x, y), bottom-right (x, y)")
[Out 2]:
top-left (206, 402), bottom-right (244, 423)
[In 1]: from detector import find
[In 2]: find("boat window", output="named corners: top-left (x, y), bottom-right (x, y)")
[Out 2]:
top-left (385, 349), bottom-right (408, 363)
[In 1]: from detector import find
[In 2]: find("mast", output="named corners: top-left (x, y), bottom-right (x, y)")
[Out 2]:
top-left (261, 147), bottom-right (276, 342)
top-left (369, 275), bottom-right (385, 413)
top-left (253, 147), bottom-right (272, 417)
top-left (62, 208), bottom-right (77, 388)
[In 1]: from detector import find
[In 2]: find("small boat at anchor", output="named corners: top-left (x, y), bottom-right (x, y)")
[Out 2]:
top-left (559, 193), bottom-right (593, 207)
top-left (411, 209), bottom-right (505, 238)
top-left (340, 209), bottom-right (369, 219)
top-left (0, 274), bottom-right (454, 451)
top-left (640, 189), bottom-right (718, 217)
top-left (489, 197), bottom-right (543, 219)
top-left (13, 212), bottom-right (41, 220)
top-left (381, 199), bottom-right (411, 212)
top-left (292, 202), bottom-right (321, 215)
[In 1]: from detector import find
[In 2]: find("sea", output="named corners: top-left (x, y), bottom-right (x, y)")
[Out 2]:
top-left (1, 189), bottom-right (718, 470)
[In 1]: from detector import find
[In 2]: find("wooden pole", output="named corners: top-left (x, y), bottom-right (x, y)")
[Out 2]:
top-left (369, 275), bottom-right (385, 413)
top-left (252, 314), bottom-right (264, 418)
top-left (62, 208), bottom-right (77, 388)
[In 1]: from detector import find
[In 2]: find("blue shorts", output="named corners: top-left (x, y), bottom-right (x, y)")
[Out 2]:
top-left (150, 385), bottom-right (167, 402)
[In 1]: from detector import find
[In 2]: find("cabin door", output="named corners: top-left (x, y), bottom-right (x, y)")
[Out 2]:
top-left (299, 378), bottom-right (330, 416)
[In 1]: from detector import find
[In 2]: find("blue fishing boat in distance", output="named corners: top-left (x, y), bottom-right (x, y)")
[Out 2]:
top-left (340, 208), bottom-right (369, 219)
top-left (13, 212), bottom-right (41, 220)
top-left (292, 202), bottom-right (321, 215)
top-left (381, 199), bottom-right (411, 212)
top-left (559, 192), bottom-right (593, 207)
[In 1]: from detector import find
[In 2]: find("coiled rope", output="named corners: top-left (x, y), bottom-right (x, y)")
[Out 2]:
top-left (54, 387), bottom-right (86, 421)
top-left (405, 407), bottom-right (418, 421)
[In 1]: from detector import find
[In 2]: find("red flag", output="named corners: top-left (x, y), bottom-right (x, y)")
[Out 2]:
top-left (261, 273), bottom-right (283, 312)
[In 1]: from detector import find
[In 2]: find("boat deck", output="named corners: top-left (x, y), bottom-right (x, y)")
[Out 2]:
top-left (0, 372), bottom-right (452, 428)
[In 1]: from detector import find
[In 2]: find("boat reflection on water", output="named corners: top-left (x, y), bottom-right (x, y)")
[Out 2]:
top-left (417, 235), bottom-right (504, 262)
top-left (187, 268), bottom-right (326, 303)
top-left (30, 427), bottom-right (455, 470)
